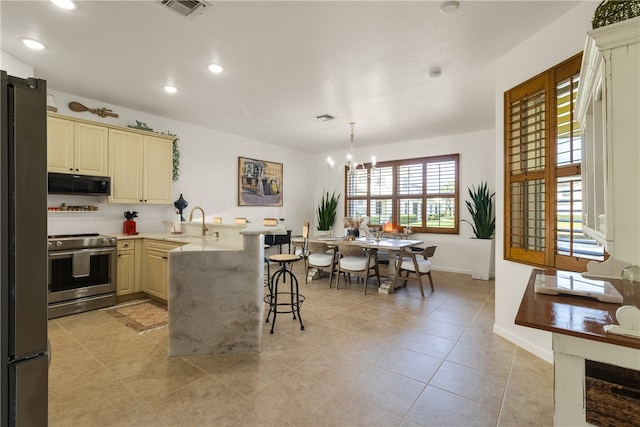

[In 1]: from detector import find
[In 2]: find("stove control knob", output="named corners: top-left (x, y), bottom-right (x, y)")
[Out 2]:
top-left (102, 238), bottom-right (110, 244)
top-left (110, 237), bottom-right (116, 243)
top-left (55, 241), bottom-right (63, 247)
top-left (47, 241), bottom-right (52, 248)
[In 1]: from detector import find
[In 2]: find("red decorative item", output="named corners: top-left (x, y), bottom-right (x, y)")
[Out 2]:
top-left (124, 220), bottom-right (137, 235)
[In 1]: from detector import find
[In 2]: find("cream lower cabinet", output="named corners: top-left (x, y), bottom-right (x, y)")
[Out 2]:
top-left (116, 240), bottom-right (141, 296)
top-left (108, 129), bottom-right (173, 204)
top-left (47, 115), bottom-right (109, 176)
top-left (142, 240), bottom-right (183, 301)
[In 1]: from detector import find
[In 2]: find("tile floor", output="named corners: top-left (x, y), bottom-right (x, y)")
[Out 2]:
top-left (48, 265), bottom-right (554, 426)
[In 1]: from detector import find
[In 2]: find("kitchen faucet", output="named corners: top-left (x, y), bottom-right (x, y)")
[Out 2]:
top-left (188, 206), bottom-right (208, 236)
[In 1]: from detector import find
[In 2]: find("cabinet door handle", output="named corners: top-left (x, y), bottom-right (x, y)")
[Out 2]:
top-left (162, 256), bottom-right (168, 260)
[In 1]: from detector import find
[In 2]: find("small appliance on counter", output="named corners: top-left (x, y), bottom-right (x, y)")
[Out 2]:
top-left (123, 211), bottom-right (138, 235)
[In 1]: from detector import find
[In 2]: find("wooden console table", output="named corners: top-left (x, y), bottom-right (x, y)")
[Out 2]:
top-left (516, 269), bottom-right (640, 425)
top-left (264, 230), bottom-right (291, 254)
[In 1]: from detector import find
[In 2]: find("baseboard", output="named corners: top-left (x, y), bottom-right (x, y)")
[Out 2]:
top-left (493, 324), bottom-right (553, 364)
top-left (115, 291), bottom-right (146, 304)
top-left (431, 266), bottom-right (471, 275)
top-left (431, 266), bottom-right (495, 279)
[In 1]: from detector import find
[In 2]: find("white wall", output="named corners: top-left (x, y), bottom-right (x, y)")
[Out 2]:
top-left (313, 128), bottom-right (496, 276)
top-left (0, 50), bottom-right (34, 78)
top-left (46, 90), bottom-right (316, 237)
top-left (493, 1), bottom-right (599, 362)
top-left (45, 87), bottom-right (496, 274)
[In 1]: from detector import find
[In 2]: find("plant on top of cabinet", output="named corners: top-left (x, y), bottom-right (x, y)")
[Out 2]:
top-left (592, 0), bottom-right (640, 29)
top-left (128, 120), bottom-right (180, 182)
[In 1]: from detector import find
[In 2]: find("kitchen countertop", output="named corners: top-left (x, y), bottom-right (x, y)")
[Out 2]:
top-left (515, 268), bottom-right (640, 349)
top-left (111, 222), bottom-right (287, 251)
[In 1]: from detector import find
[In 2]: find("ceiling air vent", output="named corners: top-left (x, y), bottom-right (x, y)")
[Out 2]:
top-left (160, 0), bottom-right (209, 17)
top-left (316, 114), bottom-right (336, 122)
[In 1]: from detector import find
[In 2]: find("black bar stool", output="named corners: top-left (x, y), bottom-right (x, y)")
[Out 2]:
top-left (264, 253), bottom-right (305, 334)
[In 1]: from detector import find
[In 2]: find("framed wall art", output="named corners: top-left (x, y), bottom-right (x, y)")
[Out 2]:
top-left (238, 156), bottom-right (283, 206)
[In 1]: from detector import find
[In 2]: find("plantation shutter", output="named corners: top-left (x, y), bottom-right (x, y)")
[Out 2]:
top-left (424, 155), bottom-right (458, 232)
top-left (505, 74), bottom-right (549, 266)
top-left (369, 166), bottom-right (393, 226)
top-left (504, 53), bottom-right (601, 270)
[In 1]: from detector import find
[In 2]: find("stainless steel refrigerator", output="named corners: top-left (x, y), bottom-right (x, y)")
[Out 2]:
top-left (0, 71), bottom-right (49, 426)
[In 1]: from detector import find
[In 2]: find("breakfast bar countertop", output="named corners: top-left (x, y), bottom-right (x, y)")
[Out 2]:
top-left (111, 222), bottom-right (288, 252)
top-left (515, 269), bottom-right (640, 350)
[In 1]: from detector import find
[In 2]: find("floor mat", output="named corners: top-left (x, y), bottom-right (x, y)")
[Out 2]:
top-left (105, 299), bottom-right (167, 334)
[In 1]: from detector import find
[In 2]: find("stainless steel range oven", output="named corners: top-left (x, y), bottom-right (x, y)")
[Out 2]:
top-left (47, 233), bottom-right (117, 319)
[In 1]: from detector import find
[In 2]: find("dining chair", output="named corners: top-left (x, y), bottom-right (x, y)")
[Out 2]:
top-left (264, 217), bottom-right (291, 287)
top-left (336, 244), bottom-right (380, 295)
top-left (305, 241), bottom-right (338, 286)
top-left (392, 245), bottom-right (437, 297)
top-left (294, 221), bottom-right (310, 257)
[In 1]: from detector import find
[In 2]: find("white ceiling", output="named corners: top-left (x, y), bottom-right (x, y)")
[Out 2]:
top-left (1, 1), bottom-right (581, 154)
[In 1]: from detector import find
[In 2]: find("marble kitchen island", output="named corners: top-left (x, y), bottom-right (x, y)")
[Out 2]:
top-left (167, 226), bottom-right (278, 356)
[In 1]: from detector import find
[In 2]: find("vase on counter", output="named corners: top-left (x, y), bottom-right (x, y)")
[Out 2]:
top-left (346, 229), bottom-right (359, 238)
top-left (123, 220), bottom-right (137, 235)
top-left (123, 210), bottom-right (138, 235)
top-left (174, 193), bottom-right (188, 222)
top-left (47, 94), bottom-right (57, 112)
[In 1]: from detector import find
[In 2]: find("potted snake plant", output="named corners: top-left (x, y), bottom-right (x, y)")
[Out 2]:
top-left (316, 190), bottom-right (340, 233)
top-left (462, 181), bottom-right (495, 239)
top-left (462, 181), bottom-right (495, 280)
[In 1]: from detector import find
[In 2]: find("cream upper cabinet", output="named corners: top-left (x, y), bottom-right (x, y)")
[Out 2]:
top-left (108, 129), bottom-right (143, 203)
top-left (143, 135), bottom-right (173, 204)
top-left (108, 129), bottom-right (173, 204)
top-left (577, 17), bottom-right (640, 270)
top-left (47, 116), bottom-right (108, 176)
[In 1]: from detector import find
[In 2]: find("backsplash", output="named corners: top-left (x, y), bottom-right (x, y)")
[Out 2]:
top-left (47, 194), bottom-right (172, 236)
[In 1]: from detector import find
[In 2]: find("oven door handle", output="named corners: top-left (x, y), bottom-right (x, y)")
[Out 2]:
top-left (48, 248), bottom-right (115, 258)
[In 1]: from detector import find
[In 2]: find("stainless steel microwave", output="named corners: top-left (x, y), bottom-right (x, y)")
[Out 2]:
top-left (47, 173), bottom-right (111, 196)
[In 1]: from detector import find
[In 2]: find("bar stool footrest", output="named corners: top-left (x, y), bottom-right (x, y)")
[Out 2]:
top-left (263, 293), bottom-right (305, 314)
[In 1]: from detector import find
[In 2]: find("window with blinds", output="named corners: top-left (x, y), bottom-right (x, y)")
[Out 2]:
top-left (345, 154), bottom-right (459, 234)
top-left (504, 52), bottom-right (604, 270)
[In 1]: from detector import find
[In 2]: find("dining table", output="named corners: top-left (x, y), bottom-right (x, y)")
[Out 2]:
top-left (291, 235), bottom-right (424, 294)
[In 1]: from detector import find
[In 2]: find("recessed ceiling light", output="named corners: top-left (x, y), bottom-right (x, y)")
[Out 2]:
top-left (207, 63), bottom-right (224, 74)
top-left (51, 0), bottom-right (76, 10)
top-left (21, 38), bottom-right (46, 50)
top-left (163, 85), bottom-right (178, 94)
top-left (440, 1), bottom-right (460, 14)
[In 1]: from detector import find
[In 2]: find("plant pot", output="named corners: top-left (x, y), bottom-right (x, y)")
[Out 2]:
top-left (468, 238), bottom-right (494, 280)
top-left (123, 220), bottom-right (137, 235)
